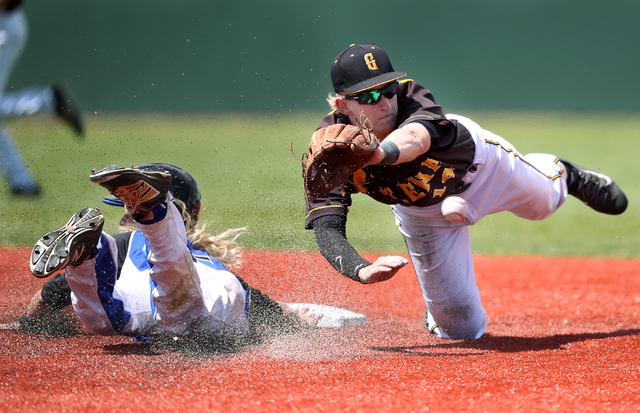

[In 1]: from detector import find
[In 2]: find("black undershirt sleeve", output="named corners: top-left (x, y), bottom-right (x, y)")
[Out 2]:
top-left (231, 273), bottom-right (285, 332)
top-left (311, 214), bottom-right (371, 283)
top-left (40, 272), bottom-right (72, 311)
top-left (112, 232), bottom-right (132, 280)
top-left (40, 232), bottom-right (133, 311)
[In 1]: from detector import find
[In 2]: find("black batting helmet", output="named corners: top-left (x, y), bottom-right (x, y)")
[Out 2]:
top-left (102, 163), bottom-right (202, 223)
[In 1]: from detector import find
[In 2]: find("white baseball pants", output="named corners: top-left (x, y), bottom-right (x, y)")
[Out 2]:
top-left (393, 114), bottom-right (568, 339)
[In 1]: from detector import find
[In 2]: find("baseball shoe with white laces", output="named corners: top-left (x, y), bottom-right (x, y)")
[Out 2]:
top-left (30, 208), bottom-right (104, 278)
top-left (90, 166), bottom-right (172, 219)
top-left (560, 158), bottom-right (628, 215)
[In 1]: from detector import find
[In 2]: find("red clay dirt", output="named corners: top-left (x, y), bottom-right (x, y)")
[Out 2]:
top-left (1, 247), bottom-right (638, 412)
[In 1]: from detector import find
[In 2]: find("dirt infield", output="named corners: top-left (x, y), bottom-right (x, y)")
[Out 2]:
top-left (1, 248), bottom-right (638, 412)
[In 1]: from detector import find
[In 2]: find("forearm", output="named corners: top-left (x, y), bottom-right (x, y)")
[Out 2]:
top-left (232, 273), bottom-right (284, 328)
top-left (18, 274), bottom-right (80, 335)
top-left (232, 273), bottom-right (321, 335)
top-left (21, 272), bottom-right (73, 324)
top-left (312, 215), bottom-right (371, 283)
top-left (371, 123), bottom-right (431, 165)
top-left (20, 291), bottom-right (50, 322)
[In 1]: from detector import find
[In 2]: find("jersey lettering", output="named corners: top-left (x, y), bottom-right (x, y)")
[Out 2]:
top-left (422, 159), bottom-right (442, 172)
top-left (398, 181), bottom-right (426, 203)
top-left (433, 188), bottom-right (447, 198)
top-left (379, 187), bottom-right (398, 200)
top-left (370, 158), bottom-right (461, 205)
top-left (352, 169), bottom-right (368, 193)
top-left (408, 172), bottom-right (434, 192)
top-left (442, 167), bottom-right (455, 183)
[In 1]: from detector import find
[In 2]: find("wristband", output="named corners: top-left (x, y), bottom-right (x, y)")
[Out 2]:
top-left (379, 140), bottom-right (400, 165)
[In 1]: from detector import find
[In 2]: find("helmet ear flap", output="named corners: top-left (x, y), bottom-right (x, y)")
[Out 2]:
top-left (192, 203), bottom-right (201, 224)
top-left (170, 198), bottom-right (200, 228)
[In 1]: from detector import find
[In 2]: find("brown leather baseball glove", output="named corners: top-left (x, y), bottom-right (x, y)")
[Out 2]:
top-left (303, 123), bottom-right (379, 198)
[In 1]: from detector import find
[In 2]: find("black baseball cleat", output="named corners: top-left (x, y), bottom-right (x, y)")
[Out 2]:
top-left (30, 208), bottom-right (104, 278)
top-left (53, 84), bottom-right (85, 138)
top-left (90, 166), bottom-right (172, 219)
top-left (10, 182), bottom-right (41, 196)
top-left (560, 158), bottom-right (628, 215)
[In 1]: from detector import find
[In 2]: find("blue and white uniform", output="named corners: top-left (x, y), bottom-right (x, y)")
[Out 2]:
top-left (66, 200), bottom-right (249, 339)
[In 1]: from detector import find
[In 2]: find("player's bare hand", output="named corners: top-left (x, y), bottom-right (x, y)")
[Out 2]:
top-left (358, 256), bottom-right (409, 284)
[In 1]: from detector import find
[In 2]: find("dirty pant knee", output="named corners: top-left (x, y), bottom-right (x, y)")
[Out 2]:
top-left (426, 291), bottom-right (486, 339)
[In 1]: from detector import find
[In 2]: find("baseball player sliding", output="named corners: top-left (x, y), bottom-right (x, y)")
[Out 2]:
top-left (303, 43), bottom-right (628, 340)
top-left (16, 163), bottom-right (321, 346)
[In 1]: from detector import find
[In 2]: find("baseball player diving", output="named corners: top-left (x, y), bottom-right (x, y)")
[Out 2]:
top-left (15, 163), bottom-right (320, 345)
top-left (303, 43), bottom-right (628, 340)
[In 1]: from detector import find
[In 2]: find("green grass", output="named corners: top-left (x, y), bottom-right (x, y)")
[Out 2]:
top-left (2, 111), bottom-right (639, 259)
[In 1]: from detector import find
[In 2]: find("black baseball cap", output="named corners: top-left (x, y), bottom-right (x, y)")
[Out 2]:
top-left (331, 44), bottom-right (407, 94)
top-left (102, 163), bottom-right (202, 222)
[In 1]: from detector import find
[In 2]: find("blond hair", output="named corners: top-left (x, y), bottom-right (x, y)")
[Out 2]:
top-left (121, 199), bottom-right (245, 269)
top-left (326, 93), bottom-right (352, 119)
top-left (172, 199), bottom-right (246, 268)
top-left (188, 224), bottom-right (245, 269)
top-left (326, 93), bottom-right (340, 113)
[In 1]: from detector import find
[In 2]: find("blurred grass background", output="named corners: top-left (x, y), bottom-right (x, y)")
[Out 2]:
top-left (1, 111), bottom-right (638, 258)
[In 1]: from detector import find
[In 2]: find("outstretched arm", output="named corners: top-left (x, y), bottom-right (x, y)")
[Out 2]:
top-left (368, 122), bottom-right (431, 166)
top-left (0, 290), bottom-right (50, 331)
top-left (1, 273), bottom-right (81, 335)
top-left (357, 255), bottom-right (409, 284)
top-left (231, 273), bottom-right (321, 337)
top-left (367, 119), bottom-right (455, 167)
top-left (312, 214), bottom-right (408, 284)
